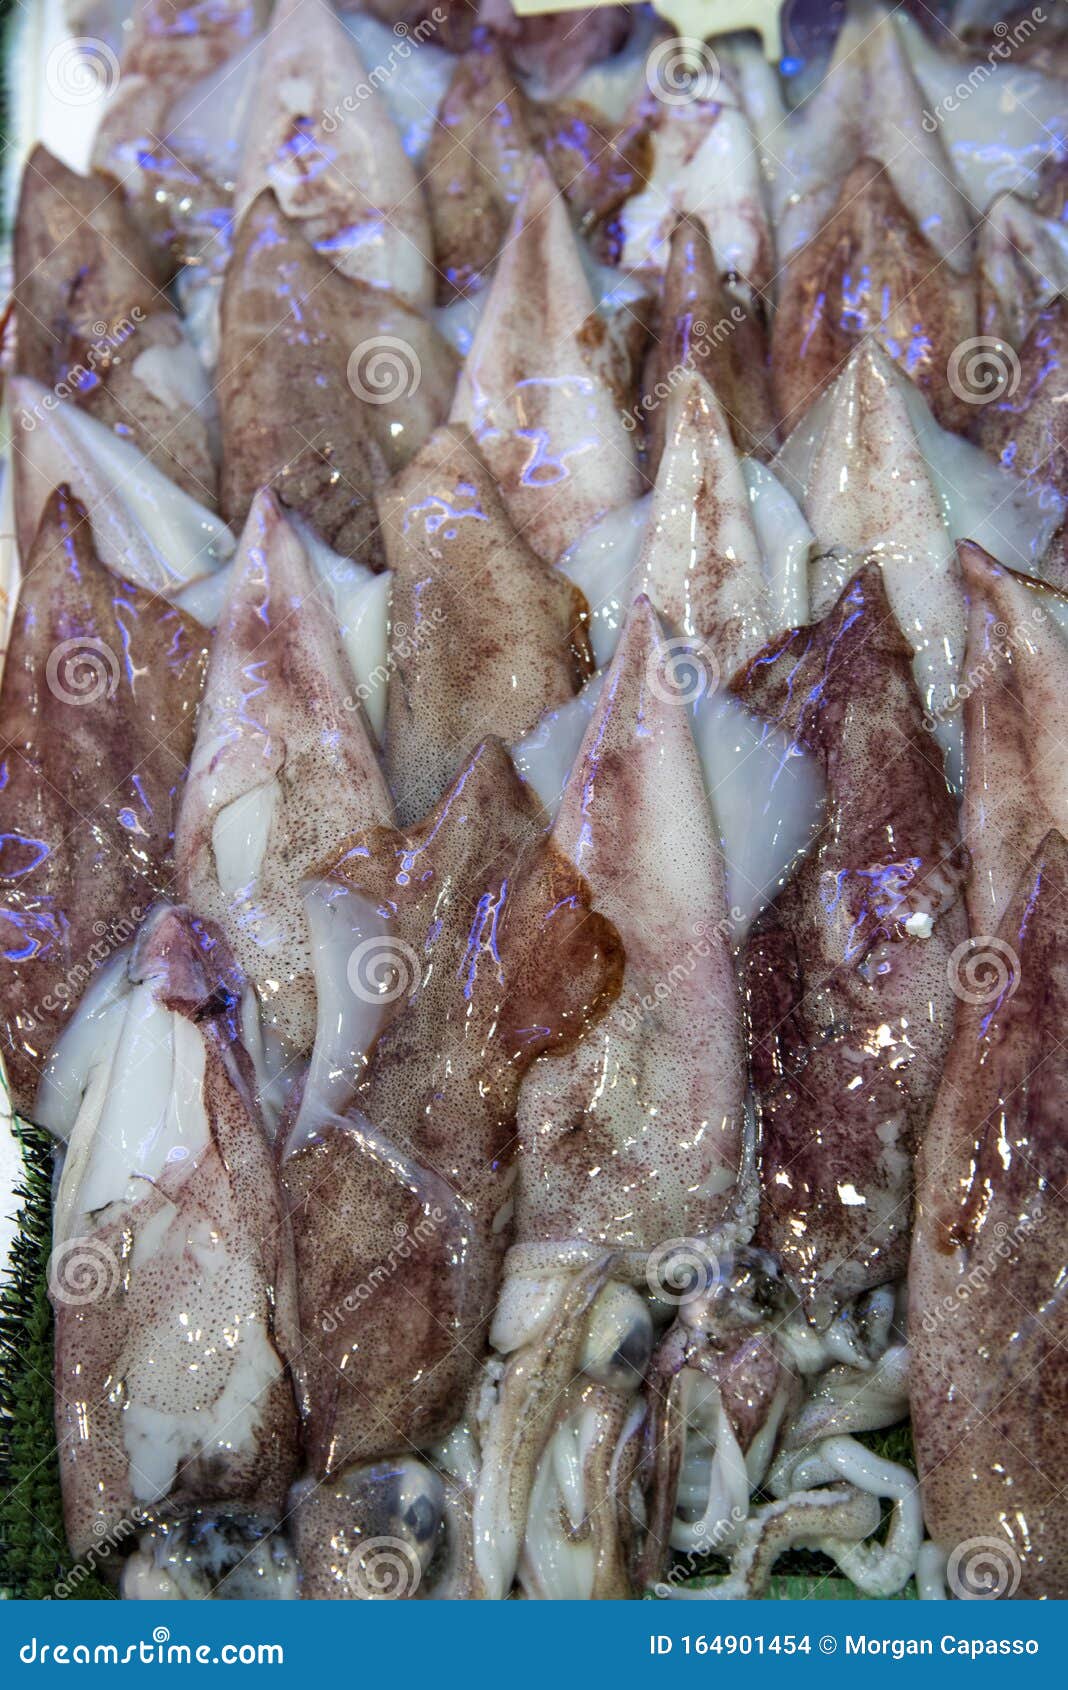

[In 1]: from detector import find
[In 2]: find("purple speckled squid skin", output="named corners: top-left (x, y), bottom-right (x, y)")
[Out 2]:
top-left (53, 905), bottom-right (302, 1562)
top-left (770, 157), bottom-right (976, 438)
top-left (735, 562), bottom-right (968, 1322)
top-left (217, 192), bottom-right (456, 565)
top-left (910, 832), bottom-right (1068, 1598)
top-left (0, 488), bottom-right (209, 1116)
top-left (282, 737), bottom-right (623, 1479)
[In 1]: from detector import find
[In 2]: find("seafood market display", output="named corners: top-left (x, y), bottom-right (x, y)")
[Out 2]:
top-left (3, 0), bottom-right (1068, 1602)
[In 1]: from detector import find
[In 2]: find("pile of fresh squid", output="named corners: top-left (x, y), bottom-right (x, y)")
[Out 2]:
top-left (1, 0), bottom-right (1067, 1600)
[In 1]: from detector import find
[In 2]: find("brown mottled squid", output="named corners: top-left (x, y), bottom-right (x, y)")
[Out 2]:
top-left (8, 375), bottom-right (234, 620)
top-left (91, 0), bottom-right (269, 362)
top-left (280, 737), bottom-right (622, 1596)
top-left (377, 426), bottom-right (592, 825)
top-left (955, 540), bottom-right (1068, 933)
top-left (13, 146), bottom-right (218, 504)
top-left (770, 157), bottom-right (977, 437)
top-left (39, 903), bottom-right (301, 1577)
top-left (772, 7), bottom-right (974, 277)
top-left (424, 39), bottom-right (636, 302)
top-left (173, 488), bottom-right (392, 1059)
top-left (736, 561), bottom-right (969, 1324)
top-left (448, 158), bottom-right (641, 565)
top-left (910, 830), bottom-right (1068, 1598)
top-left (469, 598), bottom-right (747, 1598)
top-left (643, 215), bottom-right (777, 475)
top-left (217, 191), bottom-right (456, 562)
top-left (0, 488), bottom-right (209, 1118)
top-left (234, 0), bottom-right (433, 309)
top-left (772, 339), bottom-right (1065, 785)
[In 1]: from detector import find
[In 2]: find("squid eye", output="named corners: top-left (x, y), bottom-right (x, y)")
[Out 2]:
top-left (581, 1283), bottom-right (654, 1391)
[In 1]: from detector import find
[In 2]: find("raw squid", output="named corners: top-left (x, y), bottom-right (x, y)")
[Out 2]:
top-left (770, 157), bottom-right (977, 436)
top-left (91, 0), bottom-right (268, 336)
top-left (471, 598), bottom-right (747, 1599)
top-left (12, 147), bottom-right (218, 504)
top-left (377, 426), bottom-right (592, 825)
top-left (633, 369), bottom-right (774, 675)
top-left (956, 541), bottom-right (1068, 931)
top-left (773, 7), bottom-right (974, 274)
top-left (174, 488), bottom-right (392, 1057)
top-left (217, 191), bottom-right (456, 562)
top-left (772, 338), bottom-right (1064, 781)
top-left (977, 296), bottom-right (1068, 561)
top-left (41, 903), bottom-right (301, 1563)
top-left (234, 0), bottom-right (433, 309)
top-left (0, 487), bottom-right (209, 1118)
top-left (910, 830), bottom-right (1068, 1598)
top-left (643, 214), bottom-right (776, 474)
top-left (736, 562), bottom-right (969, 1322)
top-left (614, 45), bottom-right (773, 308)
top-left (449, 158), bottom-right (641, 564)
top-left (8, 377), bottom-right (234, 609)
top-left (424, 40), bottom-right (636, 300)
top-left (977, 193), bottom-right (1068, 347)
top-left (280, 737), bottom-right (622, 1585)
